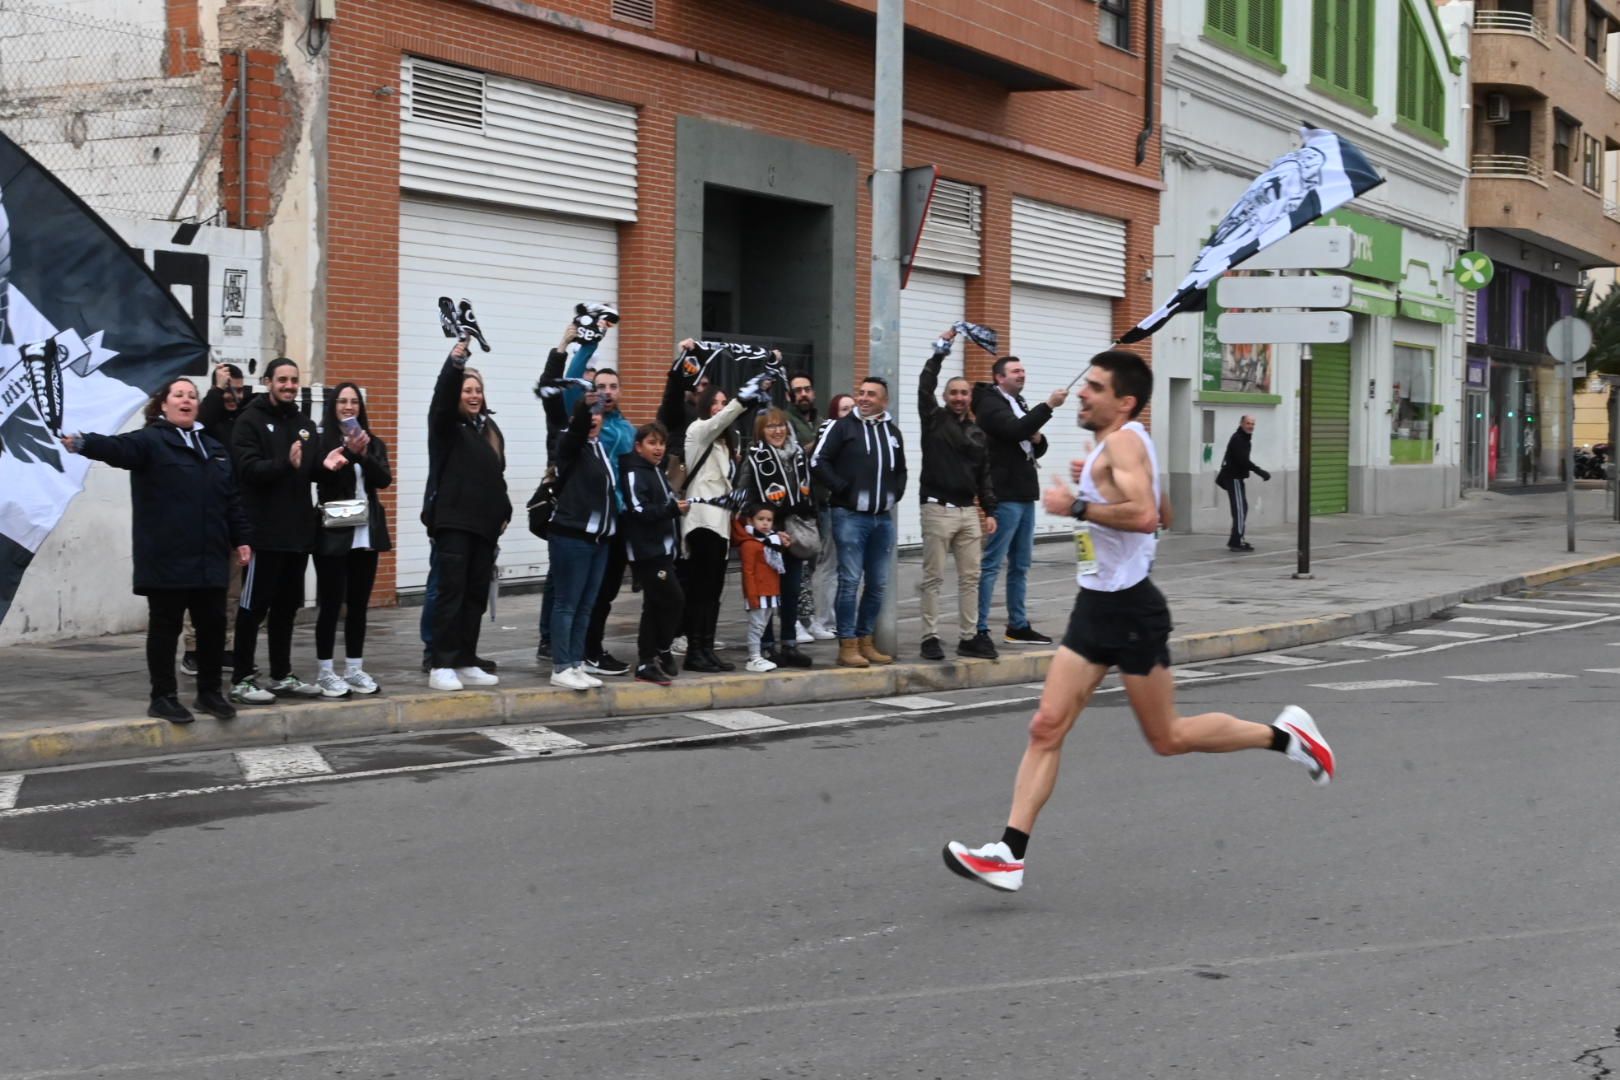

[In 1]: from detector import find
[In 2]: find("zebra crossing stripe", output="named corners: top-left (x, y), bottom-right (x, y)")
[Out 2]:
top-left (234, 745), bottom-right (334, 781)
top-left (1448, 616), bottom-right (1550, 629)
top-left (868, 696), bottom-right (955, 710)
top-left (0, 775), bottom-right (21, 811)
top-left (1402, 628), bottom-right (1488, 639)
top-left (1341, 640), bottom-right (1414, 652)
top-left (1246, 654), bottom-right (1322, 666)
top-left (1447, 672), bottom-right (1575, 682)
top-left (1584, 668), bottom-right (1620, 675)
top-left (1456, 603), bottom-right (1610, 618)
top-left (476, 727), bottom-right (588, 756)
top-left (689, 710), bottom-right (786, 731)
top-left (1311, 679), bottom-right (1434, 691)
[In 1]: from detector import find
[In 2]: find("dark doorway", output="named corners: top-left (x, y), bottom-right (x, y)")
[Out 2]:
top-left (1493, 110), bottom-right (1532, 158)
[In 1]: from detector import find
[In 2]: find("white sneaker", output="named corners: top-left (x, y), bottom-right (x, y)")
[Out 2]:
top-left (671, 635), bottom-right (688, 655)
top-left (455, 666), bottom-right (499, 687)
top-left (806, 620), bottom-right (836, 641)
top-left (343, 669), bottom-right (380, 694)
top-left (549, 666), bottom-right (592, 691)
top-left (943, 840), bottom-right (1025, 892)
top-left (314, 671), bottom-right (352, 699)
top-left (795, 621), bottom-right (815, 644)
top-left (1275, 705), bottom-right (1334, 785)
top-left (713, 638), bottom-right (728, 649)
top-left (576, 666), bottom-right (603, 688)
top-left (745, 655), bottom-right (778, 673)
top-left (428, 667), bottom-right (463, 692)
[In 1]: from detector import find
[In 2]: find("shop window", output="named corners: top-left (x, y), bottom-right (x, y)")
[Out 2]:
top-left (1584, 133), bottom-right (1603, 190)
top-left (1554, 113), bottom-right (1579, 177)
top-left (1100, 0), bottom-right (1130, 49)
top-left (1391, 345), bottom-right (1436, 464)
top-left (1205, 0), bottom-right (1282, 63)
top-left (1311, 0), bottom-right (1375, 109)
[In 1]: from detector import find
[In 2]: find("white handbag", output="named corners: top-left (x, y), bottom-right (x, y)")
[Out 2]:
top-left (319, 498), bottom-right (369, 529)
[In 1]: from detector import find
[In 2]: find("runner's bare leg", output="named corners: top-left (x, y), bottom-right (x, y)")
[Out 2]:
top-left (1007, 647), bottom-right (1109, 833)
top-left (1121, 664), bottom-right (1274, 754)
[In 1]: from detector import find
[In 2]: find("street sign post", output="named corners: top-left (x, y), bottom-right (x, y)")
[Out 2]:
top-left (1215, 275), bottom-right (1353, 309)
top-left (1546, 315), bottom-right (1594, 553)
top-left (1217, 310), bottom-right (1352, 345)
top-left (1238, 226), bottom-right (1355, 271)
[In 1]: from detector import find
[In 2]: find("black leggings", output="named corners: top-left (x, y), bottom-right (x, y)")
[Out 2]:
top-left (149, 588), bottom-right (226, 699)
top-left (683, 528), bottom-right (729, 651)
top-left (314, 549), bottom-right (380, 661)
top-left (233, 549), bottom-right (308, 682)
top-left (633, 557), bottom-right (684, 662)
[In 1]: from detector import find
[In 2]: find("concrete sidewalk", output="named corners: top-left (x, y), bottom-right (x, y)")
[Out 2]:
top-left (2, 488), bottom-right (1616, 771)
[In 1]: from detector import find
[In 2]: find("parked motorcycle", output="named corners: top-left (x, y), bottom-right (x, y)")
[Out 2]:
top-left (1575, 443), bottom-right (1610, 480)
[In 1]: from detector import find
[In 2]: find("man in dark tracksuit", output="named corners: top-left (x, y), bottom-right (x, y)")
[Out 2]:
top-left (811, 376), bottom-right (907, 669)
top-left (1217, 415), bottom-right (1270, 552)
top-left (917, 329), bottom-right (998, 661)
top-left (230, 357), bottom-right (323, 702)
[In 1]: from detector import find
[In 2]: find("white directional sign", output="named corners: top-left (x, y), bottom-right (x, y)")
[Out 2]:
top-left (1217, 311), bottom-right (1352, 344)
top-left (1216, 275), bottom-right (1352, 310)
top-left (1235, 226), bottom-right (1355, 271)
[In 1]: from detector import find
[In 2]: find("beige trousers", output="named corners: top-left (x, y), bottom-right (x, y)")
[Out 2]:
top-left (919, 503), bottom-right (983, 642)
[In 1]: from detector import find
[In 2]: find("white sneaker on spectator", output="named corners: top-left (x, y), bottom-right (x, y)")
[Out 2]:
top-left (671, 636), bottom-right (688, 655)
top-left (745, 655), bottom-right (778, 673)
top-left (428, 668), bottom-right (463, 692)
top-left (314, 672), bottom-right (351, 699)
top-left (455, 666), bottom-right (499, 687)
top-left (344, 669), bottom-right (380, 695)
top-left (576, 666), bottom-right (603, 688)
top-left (795, 621), bottom-right (815, 644)
top-left (806, 620), bottom-right (836, 640)
top-left (549, 667), bottom-right (592, 691)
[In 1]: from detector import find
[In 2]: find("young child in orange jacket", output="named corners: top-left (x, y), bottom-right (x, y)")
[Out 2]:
top-left (732, 503), bottom-right (793, 673)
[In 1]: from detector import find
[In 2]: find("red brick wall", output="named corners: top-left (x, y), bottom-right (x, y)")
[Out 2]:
top-left (164, 0), bottom-right (201, 77)
top-left (322, 0), bottom-right (1162, 601)
top-left (221, 49), bottom-right (295, 231)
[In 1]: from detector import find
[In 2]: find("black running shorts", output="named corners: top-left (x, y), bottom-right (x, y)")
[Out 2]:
top-left (1060, 578), bottom-right (1172, 676)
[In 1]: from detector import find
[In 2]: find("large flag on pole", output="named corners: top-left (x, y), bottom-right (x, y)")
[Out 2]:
top-left (0, 133), bottom-right (210, 625)
top-left (1118, 126), bottom-right (1385, 345)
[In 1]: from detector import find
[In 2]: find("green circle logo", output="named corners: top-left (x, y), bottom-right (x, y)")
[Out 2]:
top-left (1454, 251), bottom-right (1494, 291)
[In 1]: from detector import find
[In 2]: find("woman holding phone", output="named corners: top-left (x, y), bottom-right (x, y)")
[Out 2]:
top-left (312, 382), bottom-right (392, 696)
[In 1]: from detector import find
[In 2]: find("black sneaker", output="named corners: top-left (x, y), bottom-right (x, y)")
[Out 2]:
top-left (474, 656), bottom-right (499, 674)
top-left (193, 690), bottom-right (237, 721)
top-left (920, 636), bottom-right (945, 661)
top-left (148, 694), bottom-right (194, 724)
top-left (657, 651), bottom-right (678, 679)
top-left (584, 652), bottom-right (630, 677)
top-left (180, 651), bottom-right (199, 676)
top-left (634, 662), bottom-right (672, 687)
top-left (1004, 625), bottom-right (1053, 645)
top-left (1228, 542), bottom-right (1255, 552)
top-left (421, 649), bottom-right (433, 674)
top-left (775, 644), bottom-right (813, 668)
top-left (957, 631), bottom-right (999, 660)
top-left (536, 639), bottom-right (552, 661)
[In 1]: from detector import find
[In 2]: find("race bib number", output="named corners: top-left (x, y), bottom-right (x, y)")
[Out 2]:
top-left (1072, 523), bottom-right (1098, 577)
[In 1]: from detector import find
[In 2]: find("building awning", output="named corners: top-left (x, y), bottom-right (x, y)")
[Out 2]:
top-left (1398, 293), bottom-right (1456, 324)
top-left (1346, 281), bottom-right (1398, 317)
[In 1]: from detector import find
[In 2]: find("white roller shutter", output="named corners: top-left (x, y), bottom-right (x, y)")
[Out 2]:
top-left (896, 270), bottom-right (968, 546)
top-left (397, 197), bottom-right (619, 590)
top-left (1011, 197), bottom-right (1126, 298)
top-left (401, 58), bottom-right (637, 221)
top-left (1008, 283), bottom-right (1113, 536)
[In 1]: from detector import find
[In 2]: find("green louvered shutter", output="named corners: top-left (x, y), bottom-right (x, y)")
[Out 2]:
top-left (1309, 343), bottom-right (1351, 515)
top-left (1245, 0), bottom-right (1280, 58)
top-left (1351, 0), bottom-right (1373, 100)
top-left (1311, 0), bottom-right (1330, 81)
top-left (1208, 0), bottom-right (1239, 38)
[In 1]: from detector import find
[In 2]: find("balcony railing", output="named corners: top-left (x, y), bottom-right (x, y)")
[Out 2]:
top-left (1474, 10), bottom-right (1549, 43)
top-left (1606, 200), bottom-right (1620, 223)
top-left (1472, 154), bottom-right (1547, 180)
top-left (1608, 75), bottom-right (1620, 101)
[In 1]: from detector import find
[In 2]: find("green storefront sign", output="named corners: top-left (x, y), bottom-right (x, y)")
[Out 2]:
top-left (1313, 207), bottom-right (1403, 283)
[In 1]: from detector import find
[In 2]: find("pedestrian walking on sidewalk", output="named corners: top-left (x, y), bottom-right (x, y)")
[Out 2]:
top-left (1216, 415), bottom-right (1271, 552)
top-left (230, 358), bottom-right (325, 703)
top-left (811, 376), bottom-right (906, 668)
top-left (973, 356), bottom-right (1069, 648)
top-left (619, 422), bottom-right (687, 686)
top-left (944, 350), bottom-right (1334, 894)
top-left (424, 341), bottom-right (510, 693)
top-left (61, 377), bottom-right (252, 724)
top-left (916, 327), bottom-right (998, 661)
top-left (312, 382), bottom-right (391, 697)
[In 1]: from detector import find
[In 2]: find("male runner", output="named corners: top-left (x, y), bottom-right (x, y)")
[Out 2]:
top-left (943, 349), bottom-right (1333, 893)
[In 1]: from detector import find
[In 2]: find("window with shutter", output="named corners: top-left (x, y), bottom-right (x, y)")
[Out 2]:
top-left (1206, 0), bottom-right (1238, 39)
top-left (1205, 0), bottom-right (1281, 64)
top-left (1395, 0), bottom-right (1445, 143)
top-left (1310, 0), bottom-right (1375, 110)
top-left (1244, 0), bottom-right (1279, 57)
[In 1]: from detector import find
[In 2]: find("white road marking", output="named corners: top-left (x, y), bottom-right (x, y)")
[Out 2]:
top-left (233, 745), bottom-right (334, 782)
top-left (1540, 591), bottom-right (1620, 599)
top-left (0, 775), bottom-right (21, 811)
top-left (476, 726), bottom-right (588, 756)
top-left (1456, 602), bottom-right (1610, 618)
top-left (867, 696), bottom-right (954, 710)
top-left (691, 709), bottom-right (786, 731)
top-left (1340, 640), bottom-right (1415, 652)
top-left (1401, 628), bottom-right (1489, 639)
top-left (1447, 616), bottom-right (1550, 629)
top-left (1495, 596), bottom-right (1620, 609)
top-left (1245, 654), bottom-right (1322, 666)
top-left (1310, 679), bottom-right (1434, 691)
top-left (1447, 672), bottom-right (1575, 682)
top-left (1173, 668), bottom-right (1222, 679)
top-left (1584, 668), bottom-right (1620, 675)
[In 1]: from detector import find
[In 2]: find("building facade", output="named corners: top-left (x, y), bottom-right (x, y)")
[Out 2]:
top-left (2, 0), bottom-right (1164, 632)
top-left (1158, 0), bottom-right (1470, 536)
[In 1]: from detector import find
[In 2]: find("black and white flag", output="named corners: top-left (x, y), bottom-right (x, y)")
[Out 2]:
top-left (1119, 127), bottom-right (1385, 345)
top-left (0, 133), bottom-right (209, 625)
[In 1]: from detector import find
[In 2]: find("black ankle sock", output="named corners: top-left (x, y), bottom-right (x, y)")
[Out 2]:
top-left (1001, 827), bottom-right (1030, 860)
top-left (1269, 725), bottom-right (1291, 753)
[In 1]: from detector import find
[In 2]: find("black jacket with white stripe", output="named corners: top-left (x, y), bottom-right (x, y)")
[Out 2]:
top-left (618, 450), bottom-right (682, 563)
top-left (810, 410), bottom-right (907, 514)
top-left (548, 399), bottom-right (619, 544)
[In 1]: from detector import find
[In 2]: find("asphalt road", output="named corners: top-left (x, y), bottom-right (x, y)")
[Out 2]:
top-left (3, 579), bottom-right (1620, 1079)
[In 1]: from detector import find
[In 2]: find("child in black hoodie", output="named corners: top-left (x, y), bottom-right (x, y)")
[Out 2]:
top-left (619, 423), bottom-right (688, 685)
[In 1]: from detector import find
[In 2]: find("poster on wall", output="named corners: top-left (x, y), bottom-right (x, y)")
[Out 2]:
top-left (1201, 271), bottom-right (1274, 394)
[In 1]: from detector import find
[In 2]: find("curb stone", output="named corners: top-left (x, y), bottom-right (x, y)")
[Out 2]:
top-left (5, 552), bottom-right (1618, 773)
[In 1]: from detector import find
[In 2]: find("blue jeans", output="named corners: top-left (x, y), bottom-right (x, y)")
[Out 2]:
top-left (547, 534), bottom-right (611, 670)
top-left (978, 500), bottom-right (1036, 633)
top-left (419, 542), bottom-right (440, 650)
top-left (832, 507), bottom-right (894, 640)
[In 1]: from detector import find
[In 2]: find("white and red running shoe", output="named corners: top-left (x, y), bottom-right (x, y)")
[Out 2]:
top-left (1276, 705), bottom-right (1334, 786)
top-left (943, 840), bottom-right (1025, 892)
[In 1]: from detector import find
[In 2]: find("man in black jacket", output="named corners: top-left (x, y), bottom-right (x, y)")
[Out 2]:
top-left (183, 362), bottom-right (248, 677)
top-left (1216, 415), bottom-right (1270, 552)
top-left (811, 375), bottom-right (906, 668)
top-left (917, 329), bottom-right (998, 661)
top-left (972, 356), bottom-right (1068, 647)
top-left (229, 357), bottom-right (324, 703)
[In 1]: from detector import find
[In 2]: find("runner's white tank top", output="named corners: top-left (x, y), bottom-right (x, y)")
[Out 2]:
top-left (1076, 420), bottom-right (1160, 592)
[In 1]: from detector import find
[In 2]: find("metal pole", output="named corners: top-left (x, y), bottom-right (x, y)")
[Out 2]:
top-left (1567, 351), bottom-right (1576, 552)
top-left (1295, 344), bottom-right (1313, 579)
top-left (871, 0), bottom-right (904, 656)
top-left (238, 48), bottom-right (248, 228)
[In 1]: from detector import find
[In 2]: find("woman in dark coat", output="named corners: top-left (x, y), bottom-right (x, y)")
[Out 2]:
top-left (424, 340), bottom-right (511, 692)
top-left (312, 381), bottom-right (392, 697)
top-left (62, 377), bottom-right (252, 724)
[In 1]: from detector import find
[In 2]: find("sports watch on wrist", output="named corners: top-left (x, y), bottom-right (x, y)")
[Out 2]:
top-left (1070, 497), bottom-right (1089, 521)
